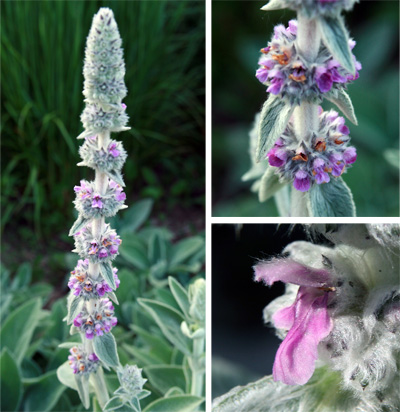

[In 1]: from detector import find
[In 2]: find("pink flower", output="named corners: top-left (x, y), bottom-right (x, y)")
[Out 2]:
top-left (267, 147), bottom-right (288, 167)
top-left (315, 66), bottom-right (333, 93)
top-left (343, 147), bottom-right (357, 165)
top-left (293, 169), bottom-right (311, 192)
top-left (254, 258), bottom-right (333, 385)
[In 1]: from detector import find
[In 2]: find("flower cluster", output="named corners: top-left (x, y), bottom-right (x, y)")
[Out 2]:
top-left (68, 259), bottom-right (120, 299)
top-left (79, 136), bottom-right (127, 173)
top-left (74, 179), bottom-right (126, 219)
top-left (73, 298), bottom-right (117, 339)
top-left (256, 20), bottom-right (361, 104)
top-left (81, 7), bottom-right (128, 133)
top-left (266, 108), bottom-right (356, 192)
top-left (74, 224), bottom-right (121, 263)
top-left (68, 346), bottom-right (100, 375)
top-left (262, 0), bottom-right (358, 18)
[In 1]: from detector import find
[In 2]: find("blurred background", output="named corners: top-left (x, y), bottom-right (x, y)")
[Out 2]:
top-left (212, 224), bottom-right (333, 399)
top-left (1, 2), bottom-right (205, 410)
top-left (2, 0), bottom-right (205, 278)
top-left (212, 0), bottom-right (399, 217)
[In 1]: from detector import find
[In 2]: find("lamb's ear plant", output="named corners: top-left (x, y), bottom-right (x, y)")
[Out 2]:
top-left (212, 224), bottom-right (400, 412)
top-left (57, 8), bottom-right (149, 410)
top-left (243, 0), bottom-right (362, 217)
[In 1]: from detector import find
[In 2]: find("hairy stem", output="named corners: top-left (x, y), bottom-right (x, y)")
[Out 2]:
top-left (190, 337), bottom-right (205, 397)
top-left (290, 14), bottom-right (321, 217)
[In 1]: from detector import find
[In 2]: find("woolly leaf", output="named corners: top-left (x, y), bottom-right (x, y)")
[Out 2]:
top-left (0, 349), bottom-right (22, 412)
top-left (67, 294), bottom-right (83, 325)
top-left (274, 186), bottom-right (290, 217)
top-left (69, 215), bottom-right (91, 237)
top-left (258, 166), bottom-right (286, 203)
top-left (143, 365), bottom-right (186, 395)
top-left (75, 373), bottom-right (90, 410)
top-left (99, 261), bottom-right (116, 290)
top-left (325, 89), bottom-right (357, 125)
top-left (256, 95), bottom-right (294, 163)
top-left (168, 277), bottom-right (190, 319)
top-left (108, 291), bottom-right (119, 305)
top-left (212, 367), bottom-right (358, 412)
top-left (90, 367), bottom-right (109, 409)
top-left (93, 332), bottom-right (120, 368)
top-left (143, 395), bottom-right (204, 412)
top-left (105, 169), bottom-right (125, 187)
top-left (318, 15), bottom-right (355, 75)
top-left (260, 0), bottom-right (287, 11)
top-left (309, 178), bottom-right (356, 217)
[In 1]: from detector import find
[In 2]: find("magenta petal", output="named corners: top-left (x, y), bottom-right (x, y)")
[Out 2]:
top-left (254, 258), bottom-right (332, 288)
top-left (273, 288), bottom-right (332, 385)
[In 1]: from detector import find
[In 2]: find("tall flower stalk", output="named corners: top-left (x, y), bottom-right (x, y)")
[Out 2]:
top-left (243, 0), bottom-right (361, 217)
top-left (57, 8), bottom-right (148, 410)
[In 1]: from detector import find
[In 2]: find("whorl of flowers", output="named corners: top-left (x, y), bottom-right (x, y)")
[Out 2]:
top-left (256, 20), bottom-right (361, 105)
top-left (80, 8), bottom-right (128, 133)
top-left (68, 346), bottom-right (100, 375)
top-left (262, 0), bottom-right (359, 18)
top-left (74, 179), bottom-right (126, 219)
top-left (79, 135), bottom-right (127, 173)
top-left (68, 259), bottom-right (120, 299)
top-left (267, 108), bottom-right (356, 192)
top-left (73, 298), bottom-right (118, 340)
top-left (73, 224), bottom-right (121, 263)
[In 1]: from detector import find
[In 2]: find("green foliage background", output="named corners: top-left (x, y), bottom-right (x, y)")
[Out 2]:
top-left (212, 0), bottom-right (399, 217)
top-left (1, 0), bottom-right (205, 243)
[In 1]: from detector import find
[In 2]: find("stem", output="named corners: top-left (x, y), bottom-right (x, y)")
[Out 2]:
top-left (290, 13), bottom-right (321, 217)
top-left (190, 337), bottom-right (205, 397)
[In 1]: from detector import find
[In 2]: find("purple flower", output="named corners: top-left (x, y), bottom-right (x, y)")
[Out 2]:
top-left (111, 317), bottom-right (118, 327)
top-left (267, 70), bottom-right (285, 95)
top-left (74, 180), bottom-right (92, 199)
top-left (108, 142), bottom-right (120, 158)
top-left (313, 158), bottom-right (330, 185)
top-left (293, 169), bottom-right (311, 192)
top-left (254, 258), bottom-right (333, 385)
top-left (98, 248), bottom-right (108, 258)
top-left (88, 353), bottom-right (99, 362)
top-left (92, 193), bottom-right (103, 209)
top-left (326, 60), bottom-right (347, 83)
top-left (121, 103), bottom-right (127, 110)
top-left (85, 328), bottom-right (94, 340)
top-left (315, 66), bottom-right (333, 93)
top-left (74, 315), bottom-right (83, 327)
top-left (267, 147), bottom-right (288, 167)
top-left (115, 189), bottom-right (126, 202)
top-left (274, 24), bottom-right (286, 39)
top-left (96, 283), bottom-right (106, 296)
top-left (343, 147), bottom-right (357, 164)
top-left (114, 271), bottom-right (120, 288)
top-left (95, 324), bottom-right (104, 336)
top-left (287, 20), bottom-right (297, 35)
top-left (329, 154), bottom-right (345, 177)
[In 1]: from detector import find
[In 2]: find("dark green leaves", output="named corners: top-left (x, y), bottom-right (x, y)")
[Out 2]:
top-left (256, 95), bottom-right (294, 163)
top-left (309, 178), bottom-right (356, 217)
top-left (318, 15), bottom-right (355, 75)
top-left (24, 371), bottom-right (66, 412)
top-left (0, 349), bottom-right (22, 412)
top-left (93, 333), bottom-right (120, 368)
top-left (0, 298), bottom-right (41, 364)
top-left (100, 261), bottom-right (117, 290)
